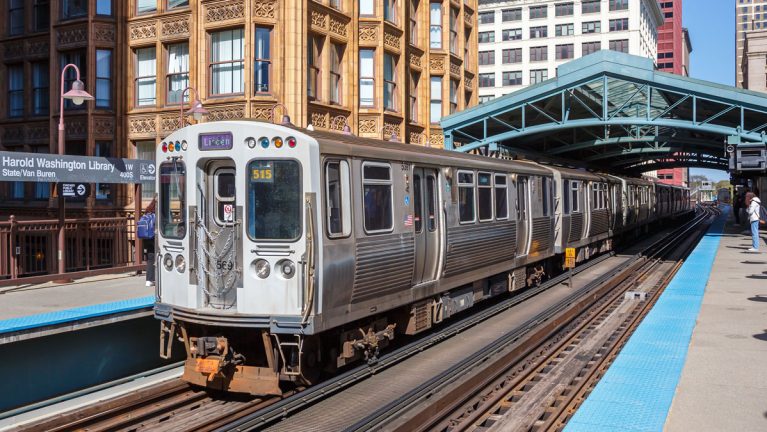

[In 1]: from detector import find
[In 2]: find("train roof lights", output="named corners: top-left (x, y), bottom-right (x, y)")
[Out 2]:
top-left (246, 137), bottom-right (257, 149)
top-left (259, 137), bottom-right (269, 149)
top-left (168, 141), bottom-right (175, 152)
top-left (180, 140), bottom-right (188, 151)
top-left (162, 142), bottom-right (168, 153)
top-left (287, 137), bottom-right (297, 148)
top-left (273, 137), bottom-right (283, 149)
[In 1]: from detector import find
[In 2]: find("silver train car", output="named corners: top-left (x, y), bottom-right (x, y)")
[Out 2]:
top-left (153, 120), bottom-right (690, 394)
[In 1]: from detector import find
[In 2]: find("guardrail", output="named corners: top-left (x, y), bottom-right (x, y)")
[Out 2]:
top-left (0, 214), bottom-right (143, 284)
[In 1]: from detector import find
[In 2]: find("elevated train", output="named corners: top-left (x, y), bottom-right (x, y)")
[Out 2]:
top-left (153, 120), bottom-right (690, 395)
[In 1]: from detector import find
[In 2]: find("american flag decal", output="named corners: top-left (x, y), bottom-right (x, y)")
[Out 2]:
top-left (404, 214), bottom-right (414, 226)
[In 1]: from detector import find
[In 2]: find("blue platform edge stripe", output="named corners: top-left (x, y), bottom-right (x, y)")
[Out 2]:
top-left (564, 207), bottom-right (728, 432)
top-left (0, 295), bottom-right (155, 335)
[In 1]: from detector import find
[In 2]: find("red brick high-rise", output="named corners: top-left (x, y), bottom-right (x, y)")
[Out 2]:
top-left (656, 0), bottom-right (690, 187)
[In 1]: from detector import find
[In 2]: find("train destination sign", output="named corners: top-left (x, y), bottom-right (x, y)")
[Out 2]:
top-left (0, 151), bottom-right (155, 184)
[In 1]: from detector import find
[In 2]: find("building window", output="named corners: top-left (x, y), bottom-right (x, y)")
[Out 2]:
top-left (410, 71), bottom-right (419, 122)
top-left (582, 41), bottom-right (601, 56)
top-left (556, 44), bottom-right (574, 60)
top-left (530, 46), bottom-right (548, 62)
top-left (360, 0), bottom-right (374, 15)
top-left (360, 49), bottom-right (375, 107)
top-left (253, 27), bottom-right (271, 94)
top-left (609, 18), bottom-right (629, 32)
top-left (8, 0), bottom-right (24, 36)
top-left (582, 0), bottom-right (600, 14)
top-left (33, 0), bottom-right (49, 31)
top-left (384, 0), bottom-right (397, 23)
top-left (502, 71), bottom-right (522, 86)
top-left (449, 8), bottom-right (458, 54)
top-left (582, 21), bottom-right (601, 34)
top-left (479, 95), bottom-right (494, 104)
top-left (97, 0), bottom-right (112, 15)
top-left (96, 49), bottom-right (112, 108)
top-left (555, 2), bottom-right (574, 17)
top-left (530, 26), bottom-right (547, 39)
top-left (62, 0), bottom-right (87, 18)
top-left (479, 73), bottom-right (495, 88)
top-left (529, 5), bottom-right (547, 19)
top-left (135, 47), bottom-right (156, 106)
top-left (609, 0), bottom-right (629, 11)
top-left (168, 0), bottom-right (188, 9)
top-left (136, 141), bottom-right (156, 203)
top-left (479, 31), bottom-right (495, 43)
top-left (502, 48), bottom-right (522, 64)
top-left (61, 49), bottom-right (86, 109)
top-left (530, 69), bottom-right (548, 84)
top-left (430, 2), bottom-right (442, 48)
top-left (502, 28), bottom-right (522, 41)
top-left (478, 50), bottom-right (495, 65)
top-left (308, 35), bottom-right (323, 100)
top-left (210, 28), bottom-right (244, 95)
top-left (95, 142), bottom-right (112, 201)
top-left (329, 43), bottom-right (343, 105)
top-left (464, 28), bottom-right (471, 66)
top-left (384, 53), bottom-right (397, 111)
top-left (664, 11), bottom-right (673, 18)
top-left (137, 0), bottom-right (156, 14)
top-left (556, 23), bottom-right (574, 36)
top-left (410, 0), bottom-right (418, 45)
top-left (449, 79), bottom-right (458, 114)
top-left (430, 76), bottom-right (441, 123)
top-left (32, 61), bottom-right (49, 115)
top-left (502, 8), bottom-right (521, 22)
top-left (478, 11), bottom-right (494, 24)
top-left (166, 42), bottom-right (189, 104)
top-left (7, 65), bottom-right (23, 117)
top-left (609, 39), bottom-right (629, 53)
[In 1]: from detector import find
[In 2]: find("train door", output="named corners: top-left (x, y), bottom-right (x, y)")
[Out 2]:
top-left (195, 160), bottom-right (241, 309)
top-left (413, 167), bottom-right (440, 284)
top-left (516, 176), bottom-right (530, 255)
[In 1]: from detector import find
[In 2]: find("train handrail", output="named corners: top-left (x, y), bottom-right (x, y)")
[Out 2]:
top-left (301, 195), bottom-right (316, 325)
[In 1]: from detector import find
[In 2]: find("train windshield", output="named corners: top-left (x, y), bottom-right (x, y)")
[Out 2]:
top-left (247, 160), bottom-right (302, 240)
top-left (159, 161), bottom-right (186, 239)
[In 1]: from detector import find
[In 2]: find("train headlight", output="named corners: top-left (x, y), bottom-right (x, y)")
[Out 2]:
top-left (254, 259), bottom-right (270, 279)
top-left (278, 260), bottom-right (295, 279)
top-left (175, 255), bottom-right (186, 273)
top-left (163, 253), bottom-right (173, 271)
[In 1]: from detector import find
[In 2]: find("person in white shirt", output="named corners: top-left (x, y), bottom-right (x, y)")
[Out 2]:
top-left (745, 192), bottom-right (763, 253)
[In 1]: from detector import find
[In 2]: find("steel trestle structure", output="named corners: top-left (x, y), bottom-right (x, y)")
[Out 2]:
top-left (442, 51), bottom-right (767, 174)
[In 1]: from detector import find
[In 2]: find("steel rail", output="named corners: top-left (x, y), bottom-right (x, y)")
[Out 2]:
top-left (343, 209), bottom-right (713, 432)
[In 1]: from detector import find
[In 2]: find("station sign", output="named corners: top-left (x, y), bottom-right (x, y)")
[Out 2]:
top-left (0, 151), bottom-right (156, 184)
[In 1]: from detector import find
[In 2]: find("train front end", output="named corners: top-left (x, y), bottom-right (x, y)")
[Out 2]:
top-left (153, 120), bottom-right (320, 394)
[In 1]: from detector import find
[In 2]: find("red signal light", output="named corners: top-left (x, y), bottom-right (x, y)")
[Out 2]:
top-left (162, 142), bottom-right (168, 153)
top-left (287, 137), bottom-right (297, 148)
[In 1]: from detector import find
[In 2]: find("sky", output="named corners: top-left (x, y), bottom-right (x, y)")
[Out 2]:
top-left (683, 0), bottom-right (734, 182)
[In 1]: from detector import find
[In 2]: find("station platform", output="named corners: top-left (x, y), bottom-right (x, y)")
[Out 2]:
top-left (0, 273), bottom-right (154, 344)
top-left (565, 206), bottom-right (767, 432)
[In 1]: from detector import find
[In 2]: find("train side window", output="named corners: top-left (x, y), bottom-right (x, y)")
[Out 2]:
top-left (478, 172), bottom-right (493, 222)
top-left (458, 170), bottom-right (475, 223)
top-left (414, 172), bottom-right (423, 233)
top-left (563, 179), bottom-right (571, 214)
top-left (542, 177), bottom-right (549, 216)
top-left (325, 160), bottom-right (351, 237)
top-left (427, 174), bottom-right (437, 231)
top-left (362, 162), bottom-right (393, 234)
top-left (570, 181), bottom-right (580, 213)
top-left (495, 174), bottom-right (508, 220)
top-left (214, 168), bottom-right (236, 225)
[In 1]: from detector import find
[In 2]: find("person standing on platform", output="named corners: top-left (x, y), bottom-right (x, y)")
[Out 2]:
top-left (745, 192), bottom-right (763, 253)
top-left (138, 198), bottom-right (157, 286)
top-left (734, 189), bottom-right (744, 224)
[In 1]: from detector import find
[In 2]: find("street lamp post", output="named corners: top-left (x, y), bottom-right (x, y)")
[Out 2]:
top-left (56, 64), bottom-right (93, 277)
top-left (178, 87), bottom-right (208, 129)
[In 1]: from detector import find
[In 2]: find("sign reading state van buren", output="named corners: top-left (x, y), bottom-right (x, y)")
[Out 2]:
top-left (0, 151), bottom-right (156, 184)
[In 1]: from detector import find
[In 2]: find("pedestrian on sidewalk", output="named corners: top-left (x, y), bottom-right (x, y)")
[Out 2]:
top-left (745, 192), bottom-right (764, 253)
top-left (138, 198), bottom-right (157, 286)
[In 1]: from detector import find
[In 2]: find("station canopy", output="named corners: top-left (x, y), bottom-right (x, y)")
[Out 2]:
top-left (441, 51), bottom-right (767, 174)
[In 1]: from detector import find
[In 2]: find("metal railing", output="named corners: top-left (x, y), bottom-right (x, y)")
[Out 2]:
top-left (0, 214), bottom-right (140, 282)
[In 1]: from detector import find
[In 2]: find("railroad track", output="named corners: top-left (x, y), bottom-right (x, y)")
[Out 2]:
top-left (14, 210), bottom-right (714, 432)
top-left (361, 207), bottom-right (717, 432)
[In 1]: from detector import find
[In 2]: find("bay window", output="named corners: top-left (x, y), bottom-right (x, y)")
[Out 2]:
top-left (384, 53), bottom-right (397, 111)
top-left (430, 2), bottom-right (442, 49)
top-left (254, 27), bottom-right (271, 93)
top-left (359, 49), bottom-right (375, 107)
top-left (96, 49), bottom-right (112, 108)
top-left (430, 76), bottom-right (442, 123)
top-left (135, 47), bottom-right (156, 106)
top-left (210, 28), bottom-right (244, 95)
top-left (166, 43), bottom-right (189, 104)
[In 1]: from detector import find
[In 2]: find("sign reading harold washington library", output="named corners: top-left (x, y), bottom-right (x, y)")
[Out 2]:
top-left (0, 151), bottom-right (156, 184)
